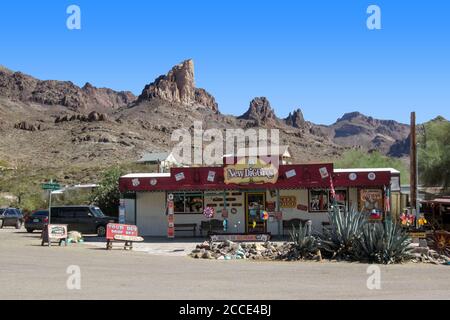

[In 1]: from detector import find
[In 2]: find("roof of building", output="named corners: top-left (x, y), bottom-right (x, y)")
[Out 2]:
top-left (121, 173), bottom-right (171, 179)
top-left (334, 168), bottom-right (401, 174)
top-left (224, 145), bottom-right (291, 158)
top-left (136, 152), bottom-right (170, 163)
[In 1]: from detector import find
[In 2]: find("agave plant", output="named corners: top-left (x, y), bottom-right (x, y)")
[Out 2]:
top-left (286, 222), bottom-right (320, 260)
top-left (355, 218), bottom-right (412, 264)
top-left (320, 204), bottom-right (367, 260)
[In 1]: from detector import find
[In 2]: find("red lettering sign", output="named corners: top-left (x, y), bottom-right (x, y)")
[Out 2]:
top-left (106, 223), bottom-right (138, 241)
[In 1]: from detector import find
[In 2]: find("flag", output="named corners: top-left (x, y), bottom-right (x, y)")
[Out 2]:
top-left (329, 175), bottom-right (336, 200)
top-left (384, 186), bottom-right (391, 213)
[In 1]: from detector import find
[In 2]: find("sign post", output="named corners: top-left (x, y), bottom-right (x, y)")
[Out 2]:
top-left (41, 180), bottom-right (61, 247)
top-left (119, 199), bottom-right (126, 224)
top-left (167, 194), bottom-right (175, 239)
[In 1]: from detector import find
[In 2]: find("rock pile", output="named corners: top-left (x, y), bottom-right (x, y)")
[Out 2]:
top-left (409, 245), bottom-right (450, 264)
top-left (55, 111), bottom-right (108, 123)
top-left (14, 121), bottom-right (41, 131)
top-left (189, 240), bottom-right (322, 261)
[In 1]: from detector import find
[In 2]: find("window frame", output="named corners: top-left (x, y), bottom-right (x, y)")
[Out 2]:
top-left (308, 189), bottom-right (330, 213)
top-left (171, 192), bottom-right (204, 215)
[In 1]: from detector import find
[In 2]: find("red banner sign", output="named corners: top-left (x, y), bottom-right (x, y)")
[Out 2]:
top-left (106, 223), bottom-right (138, 241)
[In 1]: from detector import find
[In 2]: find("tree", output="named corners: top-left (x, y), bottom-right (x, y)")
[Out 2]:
top-left (418, 117), bottom-right (450, 188)
top-left (335, 150), bottom-right (409, 184)
top-left (91, 167), bottom-right (124, 217)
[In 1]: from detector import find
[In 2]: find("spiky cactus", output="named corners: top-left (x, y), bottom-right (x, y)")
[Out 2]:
top-left (320, 204), bottom-right (367, 260)
top-left (355, 218), bottom-right (412, 264)
top-left (285, 222), bottom-right (320, 260)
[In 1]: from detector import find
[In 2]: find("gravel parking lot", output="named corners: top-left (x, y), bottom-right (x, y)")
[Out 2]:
top-left (0, 228), bottom-right (449, 300)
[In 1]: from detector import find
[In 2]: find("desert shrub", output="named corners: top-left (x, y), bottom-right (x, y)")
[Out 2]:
top-left (320, 205), bottom-right (367, 260)
top-left (355, 218), bottom-right (412, 264)
top-left (286, 222), bottom-right (320, 260)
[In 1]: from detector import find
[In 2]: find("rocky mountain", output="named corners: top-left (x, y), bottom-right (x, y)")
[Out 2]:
top-left (0, 58), bottom-right (434, 185)
top-left (136, 59), bottom-right (218, 113)
top-left (316, 111), bottom-right (411, 155)
top-left (0, 66), bottom-right (135, 112)
top-left (238, 97), bottom-right (278, 127)
top-left (284, 109), bottom-right (305, 128)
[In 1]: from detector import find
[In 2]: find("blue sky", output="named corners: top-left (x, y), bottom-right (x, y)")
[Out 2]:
top-left (0, 0), bottom-right (449, 125)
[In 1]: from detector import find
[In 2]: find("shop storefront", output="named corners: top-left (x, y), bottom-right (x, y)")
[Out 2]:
top-left (119, 163), bottom-right (400, 237)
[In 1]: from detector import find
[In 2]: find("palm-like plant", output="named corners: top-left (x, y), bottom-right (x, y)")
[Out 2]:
top-left (355, 218), bottom-right (412, 264)
top-left (320, 204), bottom-right (367, 260)
top-left (286, 222), bottom-right (319, 260)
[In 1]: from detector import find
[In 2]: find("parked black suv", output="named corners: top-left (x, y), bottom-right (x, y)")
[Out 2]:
top-left (50, 206), bottom-right (117, 236)
top-left (0, 208), bottom-right (24, 229)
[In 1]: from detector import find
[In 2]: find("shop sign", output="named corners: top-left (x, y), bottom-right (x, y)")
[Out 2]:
top-left (106, 223), bottom-right (138, 241)
top-left (265, 201), bottom-right (276, 212)
top-left (319, 167), bottom-right (329, 179)
top-left (280, 196), bottom-right (297, 208)
top-left (46, 224), bottom-right (68, 240)
top-left (285, 169), bottom-right (296, 179)
top-left (210, 233), bottom-right (271, 242)
top-left (408, 232), bottom-right (427, 239)
top-left (368, 172), bottom-right (377, 181)
top-left (175, 172), bottom-right (185, 182)
top-left (224, 160), bottom-right (278, 185)
top-left (167, 199), bottom-right (175, 238)
top-left (221, 209), bottom-right (229, 218)
top-left (297, 204), bottom-right (308, 211)
top-left (360, 189), bottom-right (383, 213)
top-left (207, 171), bottom-right (216, 182)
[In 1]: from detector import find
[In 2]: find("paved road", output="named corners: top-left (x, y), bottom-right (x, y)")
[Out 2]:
top-left (0, 228), bottom-right (449, 300)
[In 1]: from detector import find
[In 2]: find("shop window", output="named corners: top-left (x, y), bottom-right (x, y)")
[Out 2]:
top-left (173, 192), bottom-right (204, 214)
top-left (309, 189), bottom-right (330, 212)
top-left (332, 189), bottom-right (348, 210)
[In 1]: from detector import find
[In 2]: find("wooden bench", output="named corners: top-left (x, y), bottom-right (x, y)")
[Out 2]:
top-left (282, 218), bottom-right (310, 235)
top-left (174, 223), bottom-right (197, 237)
top-left (106, 235), bottom-right (144, 250)
top-left (200, 219), bottom-right (223, 236)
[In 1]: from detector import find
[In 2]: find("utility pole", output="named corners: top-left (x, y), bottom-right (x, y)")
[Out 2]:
top-left (410, 112), bottom-right (418, 224)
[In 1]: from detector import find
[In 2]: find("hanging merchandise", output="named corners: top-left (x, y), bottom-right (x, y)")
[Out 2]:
top-left (223, 219), bottom-right (228, 231)
top-left (252, 220), bottom-right (257, 229)
top-left (250, 209), bottom-right (257, 217)
top-left (260, 210), bottom-right (269, 221)
top-left (203, 206), bottom-right (215, 219)
top-left (221, 209), bottom-right (229, 218)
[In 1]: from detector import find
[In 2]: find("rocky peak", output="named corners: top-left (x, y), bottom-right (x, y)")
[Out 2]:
top-left (285, 108), bottom-right (305, 128)
top-left (137, 59), bottom-right (218, 112)
top-left (0, 67), bottom-right (134, 111)
top-left (239, 97), bottom-right (277, 125)
top-left (336, 111), bottom-right (366, 122)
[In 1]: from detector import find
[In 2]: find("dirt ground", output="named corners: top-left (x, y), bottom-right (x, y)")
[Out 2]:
top-left (0, 227), bottom-right (449, 300)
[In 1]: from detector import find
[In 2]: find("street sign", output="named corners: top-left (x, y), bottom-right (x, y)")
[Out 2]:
top-left (41, 183), bottom-right (61, 191)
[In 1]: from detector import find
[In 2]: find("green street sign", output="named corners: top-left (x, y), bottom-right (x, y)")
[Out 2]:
top-left (41, 183), bottom-right (61, 191)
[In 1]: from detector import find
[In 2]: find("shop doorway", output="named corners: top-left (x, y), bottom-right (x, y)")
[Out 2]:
top-left (245, 192), bottom-right (266, 233)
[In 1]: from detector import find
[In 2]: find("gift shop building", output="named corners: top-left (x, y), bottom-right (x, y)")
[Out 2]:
top-left (119, 159), bottom-right (401, 237)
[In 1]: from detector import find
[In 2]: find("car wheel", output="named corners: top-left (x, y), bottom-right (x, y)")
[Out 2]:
top-left (97, 226), bottom-right (106, 237)
top-left (15, 220), bottom-right (22, 229)
top-left (26, 228), bottom-right (34, 233)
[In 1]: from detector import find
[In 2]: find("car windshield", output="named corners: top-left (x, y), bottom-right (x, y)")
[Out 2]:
top-left (91, 207), bottom-right (105, 218)
top-left (33, 211), bottom-right (48, 216)
top-left (0, 209), bottom-right (5, 215)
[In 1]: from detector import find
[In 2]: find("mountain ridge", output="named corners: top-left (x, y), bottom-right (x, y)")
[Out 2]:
top-left (1, 59), bottom-right (446, 184)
